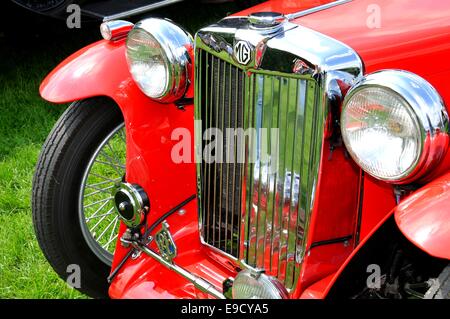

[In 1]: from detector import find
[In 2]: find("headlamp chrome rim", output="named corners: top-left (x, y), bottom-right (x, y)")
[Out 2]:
top-left (231, 269), bottom-right (289, 299)
top-left (341, 69), bottom-right (449, 183)
top-left (126, 18), bottom-right (193, 103)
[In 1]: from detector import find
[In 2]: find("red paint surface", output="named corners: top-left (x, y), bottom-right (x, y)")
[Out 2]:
top-left (41, 40), bottom-right (128, 104)
top-left (39, 0), bottom-right (450, 299)
top-left (358, 175), bottom-right (396, 241)
top-left (291, 141), bottom-right (360, 298)
top-left (395, 172), bottom-right (450, 260)
top-left (300, 274), bottom-right (334, 299)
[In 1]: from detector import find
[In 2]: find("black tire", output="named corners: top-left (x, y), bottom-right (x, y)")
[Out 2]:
top-left (425, 264), bottom-right (450, 299)
top-left (32, 98), bottom-right (123, 298)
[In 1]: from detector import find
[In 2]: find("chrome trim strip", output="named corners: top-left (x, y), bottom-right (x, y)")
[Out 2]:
top-left (102, 0), bottom-right (184, 22)
top-left (221, 1), bottom-right (353, 25)
top-left (131, 241), bottom-right (225, 299)
top-left (285, 0), bottom-right (353, 20)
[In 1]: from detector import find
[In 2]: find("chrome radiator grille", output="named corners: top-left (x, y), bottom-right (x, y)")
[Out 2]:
top-left (195, 49), bottom-right (321, 289)
top-left (197, 50), bottom-right (246, 257)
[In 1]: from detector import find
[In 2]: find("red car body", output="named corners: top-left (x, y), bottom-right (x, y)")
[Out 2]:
top-left (40, 0), bottom-right (450, 298)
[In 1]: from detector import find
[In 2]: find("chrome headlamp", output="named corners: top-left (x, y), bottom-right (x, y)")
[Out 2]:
top-left (126, 18), bottom-right (193, 102)
top-left (341, 70), bottom-right (449, 183)
top-left (232, 270), bottom-right (289, 299)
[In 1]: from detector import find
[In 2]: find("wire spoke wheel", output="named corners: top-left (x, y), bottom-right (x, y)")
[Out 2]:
top-left (79, 123), bottom-right (126, 265)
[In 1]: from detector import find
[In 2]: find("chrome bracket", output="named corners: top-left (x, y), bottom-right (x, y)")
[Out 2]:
top-left (131, 239), bottom-right (225, 299)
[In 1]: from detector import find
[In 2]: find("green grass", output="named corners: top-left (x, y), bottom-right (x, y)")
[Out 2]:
top-left (0, 17), bottom-right (86, 297)
top-left (0, 2), bottom-right (237, 298)
top-left (0, 47), bottom-right (82, 298)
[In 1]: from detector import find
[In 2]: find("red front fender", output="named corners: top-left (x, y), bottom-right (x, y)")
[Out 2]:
top-left (395, 172), bottom-right (450, 260)
top-left (40, 39), bottom-right (135, 104)
top-left (39, 38), bottom-right (199, 235)
top-left (39, 38), bottom-right (238, 299)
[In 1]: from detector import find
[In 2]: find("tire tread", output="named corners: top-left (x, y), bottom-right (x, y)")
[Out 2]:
top-left (32, 98), bottom-right (122, 298)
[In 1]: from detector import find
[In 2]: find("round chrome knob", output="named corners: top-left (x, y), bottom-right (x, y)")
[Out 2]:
top-left (118, 202), bottom-right (127, 211)
top-left (248, 12), bottom-right (286, 29)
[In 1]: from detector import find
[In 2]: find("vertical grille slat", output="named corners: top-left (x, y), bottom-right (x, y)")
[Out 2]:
top-left (204, 52), bottom-right (212, 245)
top-left (212, 57), bottom-right (219, 246)
top-left (285, 79), bottom-right (303, 287)
top-left (224, 63), bottom-right (231, 255)
top-left (217, 59), bottom-right (224, 249)
top-left (241, 72), bottom-right (255, 262)
top-left (196, 49), bottom-right (320, 290)
top-left (259, 75), bottom-right (273, 270)
top-left (263, 77), bottom-right (276, 272)
top-left (253, 74), bottom-right (264, 268)
top-left (270, 77), bottom-right (282, 276)
top-left (228, 64), bottom-right (236, 255)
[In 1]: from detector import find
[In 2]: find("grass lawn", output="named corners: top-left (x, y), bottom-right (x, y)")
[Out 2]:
top-left (0, 2), bottom-right (237, 298)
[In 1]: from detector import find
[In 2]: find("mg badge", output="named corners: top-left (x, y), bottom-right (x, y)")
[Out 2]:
top-left (234, 40), bottom-right (252, 65)
top-left (155, 221), bottom-right (177, 263)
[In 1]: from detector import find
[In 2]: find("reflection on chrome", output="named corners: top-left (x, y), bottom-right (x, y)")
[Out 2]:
top-left (194, 15), bottom-right (363, 292)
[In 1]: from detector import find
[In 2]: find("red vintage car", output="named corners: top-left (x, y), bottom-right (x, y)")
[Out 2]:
top-left (33, 0), bottom-right (450, 299)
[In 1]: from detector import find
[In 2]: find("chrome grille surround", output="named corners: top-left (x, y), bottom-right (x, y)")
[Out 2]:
top-left (194, 17), bottom-right (363, 291)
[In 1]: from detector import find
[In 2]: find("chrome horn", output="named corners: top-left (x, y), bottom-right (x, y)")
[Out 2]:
top-left (113, 182), bottom-right (149, 228)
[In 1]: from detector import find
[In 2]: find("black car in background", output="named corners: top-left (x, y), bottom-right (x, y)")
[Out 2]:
top-left (11, 0), bottom-right (183, 21)
top-left (10, 0), bottom-right (260, 21)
